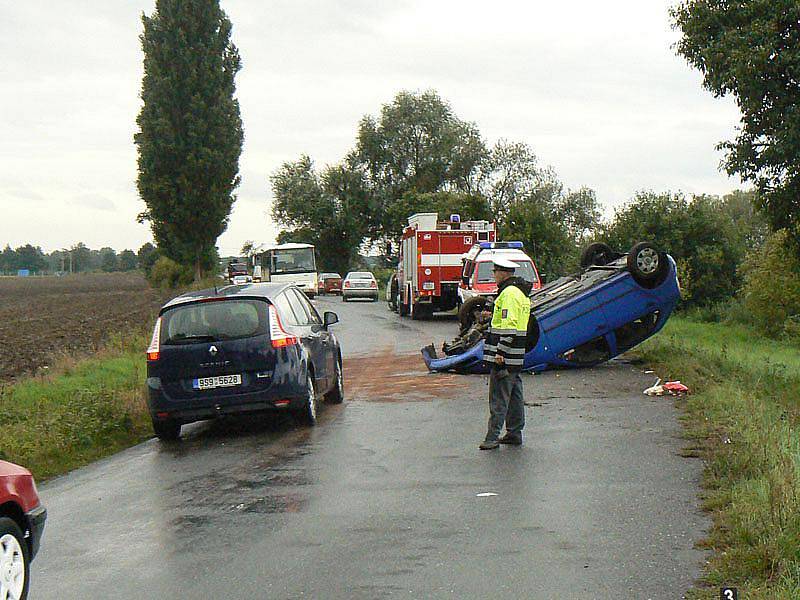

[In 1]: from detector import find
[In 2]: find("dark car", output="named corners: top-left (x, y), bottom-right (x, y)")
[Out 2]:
top-left (422, 242), bottom-right (680, 373)
top-left (0, 460), bottom-right (47, 600)
top-left (226, 262), bottom-right (251, 284)
top-left (146, 283), bottom-right (344, 440)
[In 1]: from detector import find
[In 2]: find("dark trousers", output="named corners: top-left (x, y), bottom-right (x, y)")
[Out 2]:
top-left (485, 368), bottom-right (525, 442)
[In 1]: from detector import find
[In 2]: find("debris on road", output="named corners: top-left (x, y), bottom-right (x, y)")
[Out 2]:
top-left (643, 379), bottom-right (690, 396)
top-left (476, 492), bottom-right (498, 497)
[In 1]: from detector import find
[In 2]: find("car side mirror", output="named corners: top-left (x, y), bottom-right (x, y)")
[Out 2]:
top-left (323, 311), bottom-right (339, 328)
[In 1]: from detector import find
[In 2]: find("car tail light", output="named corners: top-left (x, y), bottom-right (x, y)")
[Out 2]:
top-left (269, 305), bottom-right (298, 348)
top-left (344, 281), bottom-right (351, 288)
top-left (147, 317), bottom-right (162, 361)
top-left (370, 281), bottom-right (377, 288)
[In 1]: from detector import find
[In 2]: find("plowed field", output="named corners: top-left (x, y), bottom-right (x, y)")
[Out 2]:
top-left (0, 273), bottom-right (172, 382)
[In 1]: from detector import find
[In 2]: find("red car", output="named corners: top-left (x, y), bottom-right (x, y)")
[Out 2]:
top-left (0, 461), bottom-right (46, 600)
top-left (319, 273), bottom-right (343, 295)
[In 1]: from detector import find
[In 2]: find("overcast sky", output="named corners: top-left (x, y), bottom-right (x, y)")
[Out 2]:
top-left (0, 0), bottom-right (742, 255)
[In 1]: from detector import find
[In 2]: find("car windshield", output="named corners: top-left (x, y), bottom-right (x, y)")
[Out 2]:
top-left (229, 263), bottom-right (247, 272)
top-left (270, 248), bottom-right (316, 275)
top-left (347, 272), bottom-right (373, 280)
top-left (162, 299), bottom-right (267, 344)
top-left (475, 260), bottom-right (537, 284)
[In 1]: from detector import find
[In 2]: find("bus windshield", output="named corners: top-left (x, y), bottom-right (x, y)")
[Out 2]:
top-left (270, 248), bottom-right (316, 275)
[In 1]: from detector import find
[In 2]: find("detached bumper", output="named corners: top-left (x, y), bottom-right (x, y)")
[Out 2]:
top-left (26, 504), bottom-right (47, 559)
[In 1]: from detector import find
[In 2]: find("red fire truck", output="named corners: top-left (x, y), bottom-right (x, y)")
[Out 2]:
top-left (394, 213), bottom-right (496, 319)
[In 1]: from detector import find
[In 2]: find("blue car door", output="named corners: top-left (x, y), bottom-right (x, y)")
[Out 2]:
top-left (285, 289), bottom-right (330, 391)
top-left (292, 289), bottom-right (337, 387)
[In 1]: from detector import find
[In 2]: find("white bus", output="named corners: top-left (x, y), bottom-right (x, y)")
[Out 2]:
top-left (252, 243), bottom-right (318, 297)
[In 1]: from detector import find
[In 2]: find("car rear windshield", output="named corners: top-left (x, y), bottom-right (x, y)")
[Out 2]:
top-left (348, 272), bottom-right (373, 279)
top-left (476, 261), bottom-right (537, 284)
top-left (161, 299), bottom-right (268, 345)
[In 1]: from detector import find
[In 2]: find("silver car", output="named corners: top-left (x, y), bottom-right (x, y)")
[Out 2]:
top-left (342, 271), bottom-right (379, 302)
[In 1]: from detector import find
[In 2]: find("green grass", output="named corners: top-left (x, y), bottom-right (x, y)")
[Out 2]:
top-left (0, 332), bottom-right (152, 480)
top-left (637, 317), bottom-right (800, 599)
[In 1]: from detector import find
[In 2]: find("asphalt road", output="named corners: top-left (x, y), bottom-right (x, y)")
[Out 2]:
top-left (32, 295), bottom-right (707, 599)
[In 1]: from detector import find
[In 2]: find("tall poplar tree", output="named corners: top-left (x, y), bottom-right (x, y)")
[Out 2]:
top-left (135, 0), bottom-right (243, 279)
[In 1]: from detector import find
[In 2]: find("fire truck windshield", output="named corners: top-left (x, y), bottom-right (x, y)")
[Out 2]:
top-left (475, 260), bottom-right (537, 284)
top-left (270, 248), bottom-right (316, 275)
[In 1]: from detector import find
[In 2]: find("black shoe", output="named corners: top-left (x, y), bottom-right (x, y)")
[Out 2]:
top-left (479, 440), bottom-right (500, 450)
top-left (498, 435), bottom-right (522, 445)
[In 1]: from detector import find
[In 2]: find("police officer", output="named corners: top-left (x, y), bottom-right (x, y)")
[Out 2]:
top-left (479, 257), bottom-right (532, 450)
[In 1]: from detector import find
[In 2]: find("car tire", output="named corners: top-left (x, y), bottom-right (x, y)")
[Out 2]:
top-left (580, 242), bottom-right (617, 269)
top-left (324, 360), bottom-right (344, 404)
top-left (0, 517), bottom-right (30, 600)
top-left (458, 296), bottom-right (491, 333)
top-left (627, 242), bottom-right (668, 287)
top-left (342, 295), bottom-right (348, 302)
top-left (152, 418), bottom-right (181, 441)
top-left (295, 373), bottom-right (318, 426)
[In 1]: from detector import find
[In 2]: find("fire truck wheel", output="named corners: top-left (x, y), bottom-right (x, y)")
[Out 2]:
top-left (458, 296), bottom-right (490, 333)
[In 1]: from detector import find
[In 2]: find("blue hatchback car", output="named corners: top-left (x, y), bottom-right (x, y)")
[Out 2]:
top-left (422, 242), bottom-right (680, 373)
top-left (146, 283), bottom-right (343, 440)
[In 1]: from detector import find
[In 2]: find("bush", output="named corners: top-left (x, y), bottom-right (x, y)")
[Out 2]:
top-left (146, 256), bottom-right (193, 289)
top-left (740, 230), bottom-right (800, 337)
top-left (601, 191), bottom-right (762, 307)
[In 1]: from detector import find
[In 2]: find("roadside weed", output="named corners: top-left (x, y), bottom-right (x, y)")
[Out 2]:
top-left (638, 317), bottom-right (800, 598)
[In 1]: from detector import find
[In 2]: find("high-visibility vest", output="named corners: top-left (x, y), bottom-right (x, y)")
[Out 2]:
top-left (483, 281), bottom-right (530, 370)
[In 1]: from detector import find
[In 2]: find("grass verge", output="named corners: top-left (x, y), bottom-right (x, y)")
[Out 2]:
top-left (0, 331), bottom-right (152, 481)
top-left (636, 317), bottom-right (800, 598)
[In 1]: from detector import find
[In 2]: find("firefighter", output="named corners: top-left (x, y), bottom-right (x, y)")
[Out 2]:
top-left (479, 257), bottom-right (532, 450)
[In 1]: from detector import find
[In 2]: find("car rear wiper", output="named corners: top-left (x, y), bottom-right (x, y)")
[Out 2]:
top-left (165, 334), bottom-right (217, 344)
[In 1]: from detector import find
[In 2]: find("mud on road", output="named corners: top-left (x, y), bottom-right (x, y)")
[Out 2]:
top-left (0, 273), bottom-right (171, 381)
top-left (344, 351), bottom-right (464, 402)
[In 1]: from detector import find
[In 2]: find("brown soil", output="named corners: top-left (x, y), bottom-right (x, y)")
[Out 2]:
top-left (0, 273), bottom-right (172, 381)
top-left (343, 351), bottom-right (466, 402)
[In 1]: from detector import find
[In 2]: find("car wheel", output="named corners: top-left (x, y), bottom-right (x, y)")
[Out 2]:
top-left (580, 242), bottom-right (617, 269)
top-left (342, 295), bottom-right (348, 302)
top-left (296, 373), bottom-right (318, 426)
top-left (324, 360), bottom-right (344, 404)
top-left (152, 417), bottom-right (181, 441)
top-left (458, 296), bottom-right (490, 333)
top-left (0, 517), bottom-right (30, 600)
top-left (627, 242), bottom-right (668, 286)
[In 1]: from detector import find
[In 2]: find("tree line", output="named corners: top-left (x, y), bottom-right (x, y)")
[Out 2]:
top-left (270, 90), bottom-right (605, 279)
top-left (131, 0), bottom-right (799, 338)
top-left (0, 242), bottom-right (158, 275)
top-left (270, 90), bottom-right (768, 309)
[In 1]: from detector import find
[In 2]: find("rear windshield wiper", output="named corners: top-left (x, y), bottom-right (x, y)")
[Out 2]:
top-left (165, 334), bottom-right (217, 345)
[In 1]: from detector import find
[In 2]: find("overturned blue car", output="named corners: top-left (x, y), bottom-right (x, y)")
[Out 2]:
top-left (421, 242), bottom-right (680, 374)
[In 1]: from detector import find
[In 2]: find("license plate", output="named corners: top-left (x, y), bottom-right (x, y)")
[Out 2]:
top-left (193, 374), bottom-right (242, 390)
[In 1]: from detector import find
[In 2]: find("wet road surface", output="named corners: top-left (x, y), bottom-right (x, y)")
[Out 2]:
top-left (32, 295), bottom-right (707, 599)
